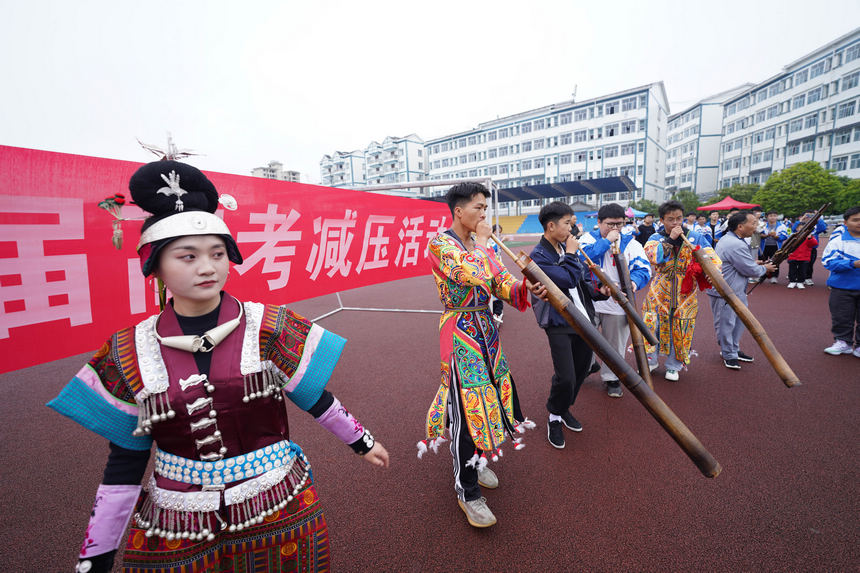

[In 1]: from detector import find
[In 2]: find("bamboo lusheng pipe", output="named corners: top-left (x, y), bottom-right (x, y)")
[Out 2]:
top-left (748, 202), bottom-right (830, 294)
top-left (491, 234), bottom-right (721, 478)
top-left (612, 244), bottom-right (654, 389)
top-left (679, 233), bottom-right (801, 388)
top-left (578, 246), bottom-right (659, 346)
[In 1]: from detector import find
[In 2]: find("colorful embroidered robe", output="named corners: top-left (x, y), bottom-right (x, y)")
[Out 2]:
top-left (424, 232), bottom-right (529, 452)
top-left (642, 230), bottom-right (721, 364)
top-left (48, 296), bottom-right (345, 572)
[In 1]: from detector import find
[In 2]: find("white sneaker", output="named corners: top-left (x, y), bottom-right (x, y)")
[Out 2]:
top-left (769, 277), bottom-right (778, 284)
top-left (458, 497), bottom-right (497, 528)
top-left (477, 467), bottom-right (498, 489)
top-left (787, 282), bottom-right (796, 289)
top-left (665, 369), bottom-right (679, 381)
top-left (824, 340), bottom-right (853, 355)
top-left (804, 279), bottom-right (814, 286)
top-left (854, 347), bottom-right (860, 358)
top-left (796, 283), bottom-right (805, 290)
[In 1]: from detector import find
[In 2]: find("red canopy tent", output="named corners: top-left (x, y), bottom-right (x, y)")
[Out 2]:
top-left (696, 196), bottom-right (760, 211)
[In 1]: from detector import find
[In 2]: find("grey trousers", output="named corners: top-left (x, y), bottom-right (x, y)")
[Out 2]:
top-left (596, 313), bottom-right (630, 382)
top-left (709, 294), bottom-right (745, 360)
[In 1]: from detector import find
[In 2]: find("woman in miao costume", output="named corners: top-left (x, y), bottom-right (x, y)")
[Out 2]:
top-left (49, 160), bottom-right (388, 573)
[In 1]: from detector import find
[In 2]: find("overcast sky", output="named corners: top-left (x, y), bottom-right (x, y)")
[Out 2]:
top-left (2, 0), bottom-right (858, 183)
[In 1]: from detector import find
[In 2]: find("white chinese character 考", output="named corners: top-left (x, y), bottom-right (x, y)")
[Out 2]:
top-left (234, 204), bottom-right (302, 290)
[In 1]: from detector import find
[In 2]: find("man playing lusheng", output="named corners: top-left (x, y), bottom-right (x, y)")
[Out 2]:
top-left (706, 211), bottom-right (776, 369)
top-left (580, 203), bottom-right (651, 398)
top-left (422, 183), bottom-right (545, 528)
top-left (643, 200), bottom-right (721, 381)
top-left (530, 201), bottom-right (608, 449)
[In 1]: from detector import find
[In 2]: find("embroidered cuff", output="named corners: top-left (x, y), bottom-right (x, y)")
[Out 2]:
top-left (314, 396), bottom-right (365, 446)
top-left (349, 429), bottom-right (376, 455)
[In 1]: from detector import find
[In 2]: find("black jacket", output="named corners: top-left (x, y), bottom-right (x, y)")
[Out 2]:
top-left (529, 236), bottom-right (606, 330)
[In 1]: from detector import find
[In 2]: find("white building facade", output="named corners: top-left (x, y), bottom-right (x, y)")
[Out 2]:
top-left (424, 83), bottom-right (670, 209)
top-left (251, 160), bottom-right (301, 182)
top-left (718, 28), bottom-right (860, 188)
top-left (665, 85), bottom-right (753, 197)
top-left (320, 134), bottom-right (426, 190)
top-left (320, 150), bottom-right (366, 188)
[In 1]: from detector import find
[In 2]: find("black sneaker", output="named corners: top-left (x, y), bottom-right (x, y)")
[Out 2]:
top-left (547, 420), bottom-right (565, 449)
top-left (607, 381), bottom-right (623, 398)
top-left (737, 351), bottom-right (754, 363)
top-left (588, 361), bottom-right (601, 375)
top-left (560, 411), bottom-right (583, 432)
top-left (723, 358), bottom-right (741, 370)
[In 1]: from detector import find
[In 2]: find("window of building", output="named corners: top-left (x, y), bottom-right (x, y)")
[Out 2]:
top-left (499, 146), bottom-right (509, 157)
top-left (620, 143), bottom-right (635, 155)
top-left (534, 158), bottom-right (545, 169)
top-left (605, 123), bottom-right (618, 137)
top-left (639, 119), bottom-right (646, 131)
top-left (521, 159), bottom-right (532, 170)
top-left (487, 148), bottom-right (497, 159)
top-left (620, 97), bottom-right (636, 111)
top-left (621, 120), bottom-right (636, 134)
top-left (604, 146), bottom-right (619, 158)
top-left (560, 112), bottom-right (572, 125)
top-left (802, 139), bottom-right (815, 153)
top-left (789, 118), bottom-right (804, 133)
top-left (574, 130), bottom-right (587, 143)
top-left (560, 154), bottom-right (572, 164)
top-left (638, 141), bottom-right (645, 152)
top-left (499, 128), bottom-right (509, 138)
top-left (766, 104), bottom-right (779, 119)
top-left (606, 100), bottom-right (618, 114)
top-left (795, 68), bottom-right (809, 85)
top-left (639, 94), bottom-right (648, 108)
top-left (793, 94), bottom-right (806, 109)
top-left (752, 152), bottom-right (762, 164)
top-left (835, 128), bottom-right (852, 145)
top-left (441, 142), bottom-right (450, 152)
top-left (574, 109), bottom-right (588, 122)
top-left (765, 127), bottom-right (776, 140)
top-left (521, 123), bottom-right (532, 134)
top-left (637, 165), bottom-right (644, 175)
top-left (487, 166), bottom-right (498, 175)
top-left (787, 142), bottom-right (800, 156)
top-left (533, 138), bottom-right (545, 150)
top-left (837, 101), bottom-right (856, 119)
top-left (498, 164), bottom-right (508, 174)
top-left (844, 71), bottom-right (860, 91)
top-left (574, 151), bottom-right (587, 162)
top-left (754, 110), bottom-right (765, 123)
top-left (560, 132), bottom-right (572, 145)
top-left (832, 155), bottom-right (848, 171)
top-left (521, 141), bottom-right (532, 152)
top-left (844, 43), bottom-right (860, 64)
top-left (757, 90), bottom-right (767, 103)
top-left (850, 153), bottom-right (860, 169)
top-left (487, 131), bottom-right (497, 142)
top-left (810, 60), bottom-right (828, 79)
top-left (752, 131), bottom-right (764, 144)
top-left (768, 83), bottom-right (782, 98)
top-left (807, 86), bottom-right (823, 104)
top-left (467, 136), bottom-right (477, 146)
top-left (534, 118), bottom-right (545, 130)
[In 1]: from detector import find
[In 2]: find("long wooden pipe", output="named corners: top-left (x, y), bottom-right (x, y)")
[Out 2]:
top-left (612, 243), bottom-right (654, 389)
top-left (579, 247), bottom-right (658, 346)
top-left (491, 234), bottom-right (721, 478)
top-left (679, 233), bottom-right (800, 388)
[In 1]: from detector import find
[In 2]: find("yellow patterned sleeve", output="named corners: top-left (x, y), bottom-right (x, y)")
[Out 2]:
top-left (429, 234), bottom-right (494, 287)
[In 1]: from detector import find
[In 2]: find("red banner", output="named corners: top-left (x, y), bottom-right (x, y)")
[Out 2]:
top-left (0, 145), bottom-right (449, 373)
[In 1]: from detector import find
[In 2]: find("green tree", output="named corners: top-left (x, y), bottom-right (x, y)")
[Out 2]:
top-left (628, 199), bottom-right (659, 214)
top-left (753, 161), bottom-right (841, 215)
top-left (671, 189), bottom-right (701, 214)
top-left (717, 183), bottom-right (760, 204)
top-left (834, 178), bottom-right (860, 214)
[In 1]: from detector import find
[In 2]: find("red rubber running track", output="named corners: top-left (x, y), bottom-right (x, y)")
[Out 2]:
top-left (1, 242), bottom-right (857, 571)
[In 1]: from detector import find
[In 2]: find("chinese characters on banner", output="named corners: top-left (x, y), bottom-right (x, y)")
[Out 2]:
top-left (0, 145), bottom-right (449, 373)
